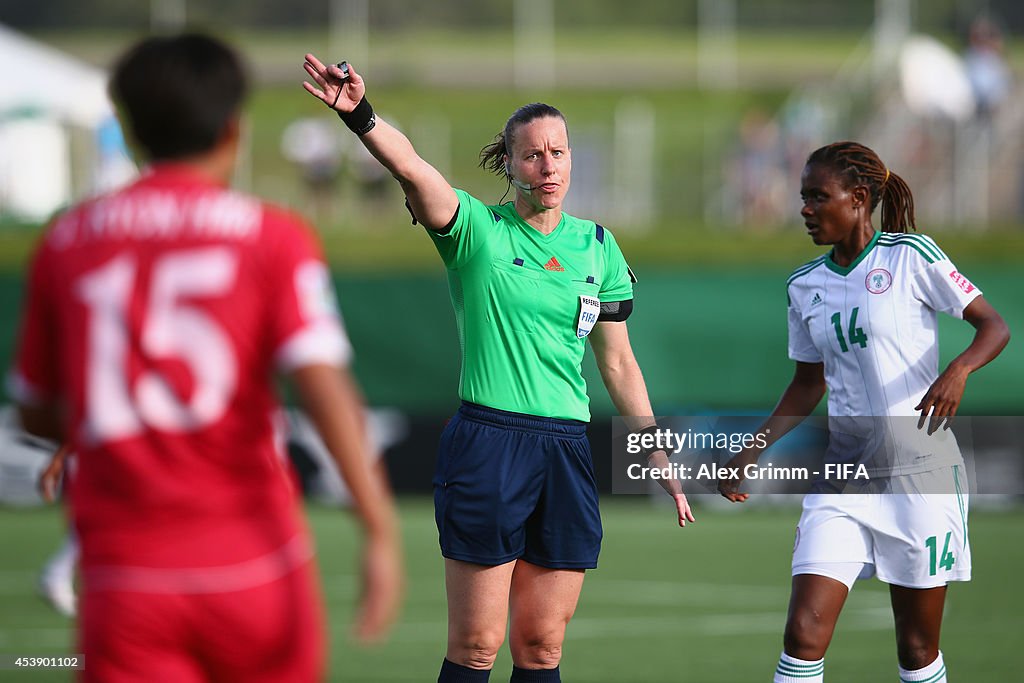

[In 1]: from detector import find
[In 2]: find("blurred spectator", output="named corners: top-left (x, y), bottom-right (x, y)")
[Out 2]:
top-left (729, 108), bottom-right (788, 228)
top-left (964, 16), bottom-right (1012, 120)
top-left (780, 94), bottom-right (830, 183)
top-left (349, 132), bottom-right (394, 217)
top-left (281, 116), bottom-right (345, 224)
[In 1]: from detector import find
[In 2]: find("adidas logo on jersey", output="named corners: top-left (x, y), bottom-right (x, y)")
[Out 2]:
top-left (544, 257), bottom-right (565, 272)
top-left (810, 292), bottom-right (822, 306)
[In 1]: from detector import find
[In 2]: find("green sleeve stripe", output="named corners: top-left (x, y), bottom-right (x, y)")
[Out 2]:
top-left (877, 237), bottom-right (935, 262)
top-left (789, 255), bottom-right (826, 274)
top-left (877, 239), bottom-right (935, 264)
top-left (898, 234), bottom-right (945, 260)
top-left (916, 234), bottom-right (949, 260)
top-left (893, 233), bottom-right (945, 260)
top-left (786, 258), bottom-right (826, 286)
top-left (878, 234), bottom-right (945, 261)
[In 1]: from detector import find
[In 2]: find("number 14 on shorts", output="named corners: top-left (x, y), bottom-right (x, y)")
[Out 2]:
top-left (926, 532), bottom-right (955, 576)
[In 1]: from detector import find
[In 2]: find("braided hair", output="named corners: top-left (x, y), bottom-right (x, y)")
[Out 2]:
top-left (806, 141), bottom-right (916, 234)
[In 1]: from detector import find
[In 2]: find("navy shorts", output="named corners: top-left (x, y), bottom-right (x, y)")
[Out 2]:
top-left (433, 402), bottom-right (602, 569)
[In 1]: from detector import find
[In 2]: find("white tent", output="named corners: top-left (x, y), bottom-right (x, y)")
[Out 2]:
top-left (0, 24), bottom-right (133, 221)
top-left (899, 35), bottom-right (976, 123)
top-left (0, 23), bottom-right (114, 128)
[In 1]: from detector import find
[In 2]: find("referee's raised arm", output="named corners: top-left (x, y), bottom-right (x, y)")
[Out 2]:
top-left (302, 53), bottom-right (458, 231)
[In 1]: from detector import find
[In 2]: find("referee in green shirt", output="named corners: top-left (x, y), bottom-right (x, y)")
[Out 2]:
top-left (303, 55), bottom-right (694, 683)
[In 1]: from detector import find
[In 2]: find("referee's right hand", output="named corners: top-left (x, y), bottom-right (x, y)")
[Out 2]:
top-left (647, 450), bottom-right (696, 527)
top-left (302, 53), bottom-right (365, 114)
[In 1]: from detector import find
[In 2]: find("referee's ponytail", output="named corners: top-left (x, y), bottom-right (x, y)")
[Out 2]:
top-left (806, 141), bottom-right (916, 234)
top-left (480, 103), bottom-right (567, 182)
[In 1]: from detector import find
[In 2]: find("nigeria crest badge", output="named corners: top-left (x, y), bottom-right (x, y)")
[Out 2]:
top-left (865, 268), bottom-right (892, 294)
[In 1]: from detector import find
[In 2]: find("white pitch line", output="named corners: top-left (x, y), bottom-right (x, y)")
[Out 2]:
top-left (581, 579), bottom-right (892, 609)
top-left (581, 580), bottom-right (789, 608)
top-left (376, 606), bottom-right (892, 644)
top-left (573, 607), bottom-right (892, 638)
top-left (0, 606), bottom-right (891, 651)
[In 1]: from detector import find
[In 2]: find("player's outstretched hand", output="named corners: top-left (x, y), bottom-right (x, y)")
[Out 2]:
top-left (38, 444), bottom-right (69, 504)
top-left (353, 532), bottom-right (404, 645)
top-left (717, 450), bottom-right (757, 503)
top-left (302, 53), bottom-right (365, 113)
top-left (647, 450), bottom-right (696, 527)
top-left (915, 362), bottom-right (969, 435)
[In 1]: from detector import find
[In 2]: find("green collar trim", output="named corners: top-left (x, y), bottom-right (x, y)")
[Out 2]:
top-left (825, 231), bottom-right (880, 276)
top-left (504, 202), bottom-right (566, 241)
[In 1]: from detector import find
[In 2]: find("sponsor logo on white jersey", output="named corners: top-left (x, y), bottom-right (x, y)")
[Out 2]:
top-left (948, 270), bottom-right (976, 294)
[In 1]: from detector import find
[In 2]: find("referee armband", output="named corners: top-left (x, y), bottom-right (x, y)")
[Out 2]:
top-left (599, 299), bottom-right (633, 322)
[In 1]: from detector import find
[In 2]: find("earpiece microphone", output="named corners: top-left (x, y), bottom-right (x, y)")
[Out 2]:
top-left (505, 161), bottom-right (536, 192)
top-left (510, 177), bottom-right (535, 192)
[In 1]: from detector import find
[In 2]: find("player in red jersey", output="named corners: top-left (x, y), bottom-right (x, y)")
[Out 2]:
top-left (8, 33), bottom-right (402, 682)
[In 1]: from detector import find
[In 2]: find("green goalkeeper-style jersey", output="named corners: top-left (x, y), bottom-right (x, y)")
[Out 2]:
top-left (426, 189), bottom-right (634, 421)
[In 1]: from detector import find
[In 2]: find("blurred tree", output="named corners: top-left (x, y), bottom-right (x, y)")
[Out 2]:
top-left (3, 0), bottom-right (1024, 32)
top-left (552, 0), bottom-right (696, 28)
top-left (0, 0), bottom-right (149, 28)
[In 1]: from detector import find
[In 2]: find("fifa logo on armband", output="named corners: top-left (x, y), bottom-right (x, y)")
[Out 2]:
top-left (948, 270), bottom-right (975, 294)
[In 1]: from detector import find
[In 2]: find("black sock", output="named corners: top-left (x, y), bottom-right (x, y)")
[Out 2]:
top-left (438, 658), bottom-right (491, 682)
top-left (510, 665), bottom-right (560, 682)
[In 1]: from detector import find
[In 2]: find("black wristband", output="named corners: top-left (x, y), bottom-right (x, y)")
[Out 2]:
top-left (338, 96), bottom-right (376, 136)
top-left (635, 424), bottom-right (665, 461)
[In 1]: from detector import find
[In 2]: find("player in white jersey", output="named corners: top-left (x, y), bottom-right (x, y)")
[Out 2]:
top-left (718, 142), bottom-right (1009, 683)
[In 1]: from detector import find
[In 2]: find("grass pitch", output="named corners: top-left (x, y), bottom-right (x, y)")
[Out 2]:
top-left (0, 498), bottom-right (1021, 681)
